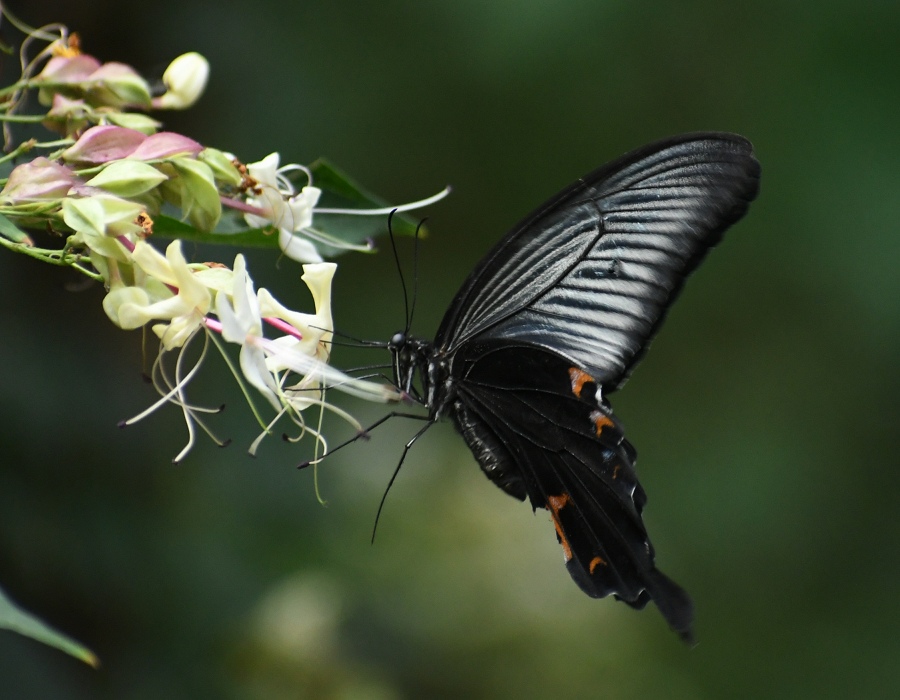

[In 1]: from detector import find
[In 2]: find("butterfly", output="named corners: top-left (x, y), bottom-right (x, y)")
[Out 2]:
top-left (386, 133), bottom-right (760, 642)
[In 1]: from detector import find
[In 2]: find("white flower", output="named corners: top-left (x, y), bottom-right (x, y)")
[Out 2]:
top-left (243, 152), bottom-right (324, 263)
top-left (128, 240), bottom-right (213, 349)
top-left (240, 152), bottom-right (452, 264)
top-left (242, 153), bottom-right (292, 230)
top-left (257, 263), bottom-right (335, 412)
top-left (277, 188), bottom-right (323, 263)
top-left (259, 262), bottom-right (335, 366)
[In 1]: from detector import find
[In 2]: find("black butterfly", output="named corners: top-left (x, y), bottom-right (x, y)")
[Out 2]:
top-left (386, 133), bottom-right (760, 642)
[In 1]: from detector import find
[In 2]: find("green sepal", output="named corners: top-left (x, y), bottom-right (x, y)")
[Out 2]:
top-left (0, 212), bottom-right (31, 243)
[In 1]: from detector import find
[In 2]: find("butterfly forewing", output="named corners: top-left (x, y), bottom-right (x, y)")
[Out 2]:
top-left (435, 133), bottom-right (761, 389)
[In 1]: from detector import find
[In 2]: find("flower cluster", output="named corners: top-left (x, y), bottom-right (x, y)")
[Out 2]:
top-left (115, 242), bottom-right (401, 462)
top-left (0, 16), bottom-right (446, 461)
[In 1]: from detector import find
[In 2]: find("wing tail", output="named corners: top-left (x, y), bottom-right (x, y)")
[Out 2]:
top-left (642, 567), bottom-right (695, 644)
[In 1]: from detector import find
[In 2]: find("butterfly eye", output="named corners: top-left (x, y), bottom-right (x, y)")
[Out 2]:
top-left (389, 332), bottom-right (406, 349)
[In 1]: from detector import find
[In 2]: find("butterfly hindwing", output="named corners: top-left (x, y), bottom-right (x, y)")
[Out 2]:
top-left (449, 341), bottom-right (693, 640)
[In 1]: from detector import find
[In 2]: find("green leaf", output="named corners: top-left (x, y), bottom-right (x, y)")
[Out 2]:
top-left (0, 212), bottom-right (31, 243)
top-left (153, 213), bottom-right (278, 248)
top-left (310, 158), bottom-right (426, 247)
top-left (0, 584), bottom-right (99, 668)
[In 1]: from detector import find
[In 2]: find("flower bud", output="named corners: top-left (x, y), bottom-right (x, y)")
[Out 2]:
top-left (152, 52), bottom-right (209, 110)
top-left (199, 148), bottom-right (243, 188)
top-left (86, 160), bottom-right (169, 197)
top-left (129, 132), bottom-right (203, 161)
top-left (169, 157), bottom-right (222, 231)
top-left (103, 112), bottom-right (162, 135)
top-left (43, 95), bottom-right (89, 136)
top-left (61, 125), bottom-right (147, 164)
top-left (1, 158), bottom-right (79, 202)
top-left (35, 54), bottom-right (102, 105)
top-left (103, 283), bottom-right (152, 329)
top-left (86, 62), bottom-right (152, 107)
top-left (62, 195), bottom-right (145, 261)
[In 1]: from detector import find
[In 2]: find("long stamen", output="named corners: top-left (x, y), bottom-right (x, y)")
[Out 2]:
top-left (278, 163), bottom-right (312, 186)
top-left (255, 337), bottom-right (402, 403)
top-left (263, 316), bottom-right (303, 340)
top-left (122, 331), bottom-right (221, 422)
top-left (314, 186), bottom-right (451, 215)
top-left (249, 409), bottom-right (285, 456)
top-left (220, 195), bottom-right (268, 216)
top-left (171, 333), bottom-right (198, 463)
top-left (297, 226), bottom-right (374, 252)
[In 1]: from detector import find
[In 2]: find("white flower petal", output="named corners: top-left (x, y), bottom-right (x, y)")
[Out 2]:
top-left (103, 284), bottom-right (151, 329)
top-left (287, 186), bottom-right (321, 231)
top-left (277, 229), bottom-right (323, 263)
top-left (246, 153), bottom-right (280, 188)
top-left (240, 341), bottom-right (281, 410)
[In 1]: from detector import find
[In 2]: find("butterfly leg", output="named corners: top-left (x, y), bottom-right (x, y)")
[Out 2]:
top-left (371, 419), bottom-right (436, 543)
top-left (298, 411), bottom-right (430, 468)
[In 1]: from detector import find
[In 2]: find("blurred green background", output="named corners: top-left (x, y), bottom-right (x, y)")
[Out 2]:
top-left (1, 1), bottom-right (898, 698)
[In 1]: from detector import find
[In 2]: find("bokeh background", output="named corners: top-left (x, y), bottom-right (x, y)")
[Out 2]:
top-left (1, 1), bottom-right (898, 698)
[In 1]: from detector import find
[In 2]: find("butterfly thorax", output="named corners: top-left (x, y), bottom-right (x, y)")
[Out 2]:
top-left (389, 332), bottom-right (454, 417)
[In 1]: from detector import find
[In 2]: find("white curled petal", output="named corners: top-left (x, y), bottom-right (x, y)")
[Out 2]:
top-left (244, 185), bottom-right (287, 229)
top-left (215, 284), bottom-right (245, 343)
top-left (240, 340), bottom-right (281, 410)
top-left (286, 186), bottom-right (321, 231)
top-left (246, 153), bottom-right (280, 187)
top-left (165, 241), bottom-right (211, 313)
top-left (257, 288), bottom-right (316, 331)
top-left (300, 262), bottom-right (335, 320)
top-left (232, 256), bottom-right (261, 332)
top-left (192, 266), bottom-right (236, 296)
top-left (103, 284), bottom-right (151, 328)
top-left (153, 315), bottom-right (201, 350)
top-left (132, 239), bottom-right (178, 286)
top-left (277, 229), bottom-right (323, 263)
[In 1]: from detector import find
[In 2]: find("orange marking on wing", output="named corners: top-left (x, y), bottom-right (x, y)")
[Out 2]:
top-left (589, 410), bottom-right (615, 437)
top-left (568, 367), bottom-right (595, 399)
top-left (612, 464), bottom-right (621, 480)
top-left (589, 556), bottom-right (607, 574)
top-left (547, 494), bottom-right (572, 562)
top-left (548, 493), bottom-right (570, 513)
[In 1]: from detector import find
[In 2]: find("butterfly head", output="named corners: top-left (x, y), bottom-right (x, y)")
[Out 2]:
top-left (388, 331), bottom-right (436, 405)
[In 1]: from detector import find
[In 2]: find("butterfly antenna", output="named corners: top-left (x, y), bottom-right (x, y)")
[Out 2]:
top-left (311, 324), bottom-right (388, 348)
top-left (408, 218), bottom-right (426, 332)
top-left (371, 419), bottom-right (435, 544)
top-left (387, 209), bottom-right (410, 331)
